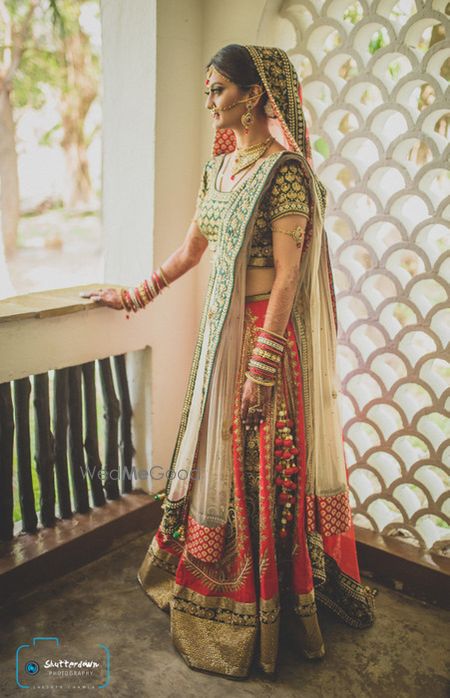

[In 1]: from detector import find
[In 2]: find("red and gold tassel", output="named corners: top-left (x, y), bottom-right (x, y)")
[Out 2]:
top-left (274, 402), bottom-right (299, 538)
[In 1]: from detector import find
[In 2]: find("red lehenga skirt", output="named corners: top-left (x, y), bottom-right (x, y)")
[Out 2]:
top-left (137, 295), bottom-right (377, 679)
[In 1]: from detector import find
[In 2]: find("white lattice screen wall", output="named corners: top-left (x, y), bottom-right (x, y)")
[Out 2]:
top-left (277, 0), bottom-right (449, 554)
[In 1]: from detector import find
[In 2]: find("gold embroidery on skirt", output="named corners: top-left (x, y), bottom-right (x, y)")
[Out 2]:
top-left (172, 583), bottom-right (257, 617)
top-left (137, 556), bottom-right (174, 612)
top-left (182, 550), bottom-right (253, 593)
top-left (170, 606), bottom-right (257, 677)
top-left (137, 537), bottom-right (182, 611)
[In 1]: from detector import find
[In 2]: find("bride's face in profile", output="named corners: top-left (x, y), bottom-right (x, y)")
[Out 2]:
top-left (204, 66), bottom-right (259, 130)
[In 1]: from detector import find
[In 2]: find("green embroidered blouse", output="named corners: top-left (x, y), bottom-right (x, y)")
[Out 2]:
top-left (195, 154), bottom-right (311, 267)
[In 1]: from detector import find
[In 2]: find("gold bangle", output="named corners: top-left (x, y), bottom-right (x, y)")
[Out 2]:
top-left (159, 266), bottom-right (170, 288)
top-left (128, 290), bottom-right (139, 312)
top-left (245, 371), bottom-right (275, 387)
top-left (256, 326), bottom-right (287, 342)
top-left (252, 347), bottom-right (282, 362)
top-left (139, 282), bottom-right (150, 305)
top-left (257, 336), bottom-right (286, 353)
top-left (248, 359), bottom-right (277, 374)
top-left (147, 280), bottom-right (158, 300)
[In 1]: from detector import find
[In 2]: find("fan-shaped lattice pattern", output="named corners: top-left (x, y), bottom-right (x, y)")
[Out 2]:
top-left (281, 0), bottom-right (450, 555)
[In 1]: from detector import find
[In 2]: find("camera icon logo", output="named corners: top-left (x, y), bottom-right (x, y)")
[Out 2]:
top-left (25, 661), bottom-right (39, 675)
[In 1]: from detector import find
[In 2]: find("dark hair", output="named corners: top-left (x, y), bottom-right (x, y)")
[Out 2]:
top-left (206, 44), bottom-right (268, 108)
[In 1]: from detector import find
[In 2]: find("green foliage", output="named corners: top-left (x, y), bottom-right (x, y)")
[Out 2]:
top-left (388, 61), bottom-right (401, 81)
top-left (12, 49), bottom-right (64, 109)
top-left (314, 137), bottom-right (329, 158)
top-left (343, 2), bottom-right (363, 25)
top-left (2, 1), bottom-right (100, 109)
top-left (369, 29), bottom-right (386, 55)
top-left (39, 122), bottom-right (62, 146)
top-left (47, 0), bottom-right (67, 37)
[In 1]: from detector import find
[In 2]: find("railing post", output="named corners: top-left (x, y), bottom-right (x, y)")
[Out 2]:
top-left (33, 373), bottom-right (56, 528)
top-left (99, 358), bottom-right (121, 500)
top-left (53, 368), bottom-right (72, 519)
top-left (13, 378), bottom-right (37, 534)
top-left (114, 354), bottom-right (135, 494)
top-left (68, 366), bottom-right (90, 513)
top-left (81, 362), bottom-right (106, 506)
top-left (0, 382), bottom-right (15, 540)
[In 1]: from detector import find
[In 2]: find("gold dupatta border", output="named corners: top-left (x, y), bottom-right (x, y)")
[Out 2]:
top-left (244, 45), bottom-right (310, 162)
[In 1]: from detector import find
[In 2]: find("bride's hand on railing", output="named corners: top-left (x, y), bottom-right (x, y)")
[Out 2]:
top-left (80, 288), bottom-right (124, 310)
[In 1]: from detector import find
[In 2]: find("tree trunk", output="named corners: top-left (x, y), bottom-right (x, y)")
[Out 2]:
top-left (0, 0), bottom-right (37, 258)
top-left (0, 86), bottom-right (20, 257)
top-left (60, 27), bottom-right (98, 209)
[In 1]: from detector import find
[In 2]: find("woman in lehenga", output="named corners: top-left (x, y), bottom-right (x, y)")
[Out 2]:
top-left (85, 44), bottom-right (377, 679)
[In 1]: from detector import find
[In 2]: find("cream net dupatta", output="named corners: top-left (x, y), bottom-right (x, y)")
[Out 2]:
top-left (243, 45), bottom-right (350, 518)
top-left (162, 45), bottom-right (351, 552)
top-left (164, 200), bottom-right (257, 555)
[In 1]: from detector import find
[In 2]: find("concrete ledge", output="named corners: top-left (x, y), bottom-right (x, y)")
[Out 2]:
top-left (0, 490), bottom-right (162, 604)
top-left (355, 525), bottom-right (450, 610)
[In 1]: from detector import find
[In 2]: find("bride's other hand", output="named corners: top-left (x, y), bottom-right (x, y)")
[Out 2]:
top-left (79, 288), bottom-right (124, 310)
top-left (241, 377), bottom-right (272, 430)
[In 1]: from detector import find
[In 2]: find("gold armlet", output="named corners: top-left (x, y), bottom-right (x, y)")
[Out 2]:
top-left (273, 224), bottom-right (306, 248)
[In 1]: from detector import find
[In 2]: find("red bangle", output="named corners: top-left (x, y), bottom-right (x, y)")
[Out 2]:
top-left (124, 289), bottom-right (134, 312)
top-left (255, 339), bottom-right (284, 356)
top-left (120, 289), bottom-right (132, 311)
top-left (251, 353), bottom-right (279, 370)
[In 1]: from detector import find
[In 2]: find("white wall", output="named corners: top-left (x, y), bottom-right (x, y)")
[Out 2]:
top-left (100, 0), bottom-right (276, 490)
top-left (101, 0), bottom-right (205, 490)
top-left (101, 0), bottom-right (157, 284)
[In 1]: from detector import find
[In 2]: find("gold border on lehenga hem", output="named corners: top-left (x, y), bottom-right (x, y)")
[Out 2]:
top-left (170, 606), bottom-right (257, 678)
top-left (137, 528), bottom-right (376, 677)
top-left (137, 557), bottom-right (174, 612)
top-left (259, 597), bottom-right (280, 674)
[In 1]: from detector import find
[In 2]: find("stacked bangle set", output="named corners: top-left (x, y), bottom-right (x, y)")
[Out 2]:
top-left (245, 326), bottom-right (287, 387)
top-left (120, 267), bottom-right (170, 313)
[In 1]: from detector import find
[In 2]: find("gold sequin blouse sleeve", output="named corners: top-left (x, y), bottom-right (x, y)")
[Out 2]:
top-left (268, 159), bottom-right (310, 222)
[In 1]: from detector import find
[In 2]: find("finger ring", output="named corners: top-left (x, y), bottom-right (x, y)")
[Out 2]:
top-left (248, 405), bottom-right (261, 415)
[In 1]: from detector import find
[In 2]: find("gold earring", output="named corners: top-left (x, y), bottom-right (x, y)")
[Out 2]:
top-left (241, 101), bottom-right (255, 132)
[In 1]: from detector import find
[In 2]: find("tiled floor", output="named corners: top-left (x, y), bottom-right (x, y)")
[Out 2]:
top-left (1, 532), bottom-right (448, 698)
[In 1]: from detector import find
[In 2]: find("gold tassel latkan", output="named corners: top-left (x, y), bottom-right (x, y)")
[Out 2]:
top-left (173, 525), bottom-right (185, 541)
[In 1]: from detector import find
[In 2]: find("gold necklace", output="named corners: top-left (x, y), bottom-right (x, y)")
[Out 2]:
top-left (217, 156), bottom-right (251, 191)
top-left (231, 136), bottom-right (274, 178)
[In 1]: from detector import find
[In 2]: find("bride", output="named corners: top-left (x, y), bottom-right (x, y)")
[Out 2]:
top-left (83, 43), bottom-right (376, 680)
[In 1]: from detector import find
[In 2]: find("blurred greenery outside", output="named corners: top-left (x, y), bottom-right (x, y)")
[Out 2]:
top-left (2, 0), bottom-right (102, 290)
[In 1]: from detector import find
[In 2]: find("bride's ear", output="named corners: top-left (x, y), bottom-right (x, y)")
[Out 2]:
top-left (248, 84), bottom-right (264, 102)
